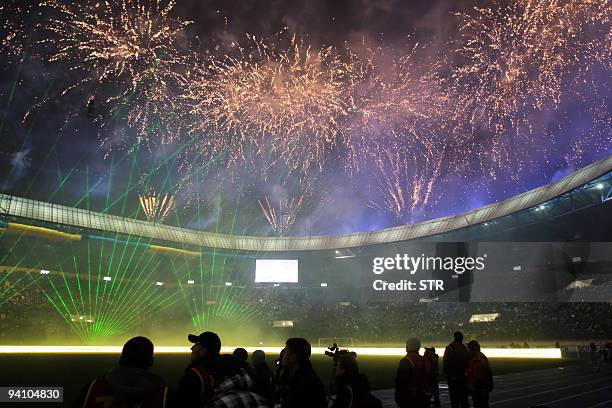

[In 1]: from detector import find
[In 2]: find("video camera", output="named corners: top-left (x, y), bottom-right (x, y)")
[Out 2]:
top-left (324, 343), bottom-right (356, 364)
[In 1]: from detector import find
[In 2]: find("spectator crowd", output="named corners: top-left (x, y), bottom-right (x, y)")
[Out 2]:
top-left (2, 281), bottom-right (610, 346)
top-left (71, 330), bottom-right (499, 408)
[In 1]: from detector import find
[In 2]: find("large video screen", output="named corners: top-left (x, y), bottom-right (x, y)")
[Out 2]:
top-left (255, 259), bottom-right (299, 283)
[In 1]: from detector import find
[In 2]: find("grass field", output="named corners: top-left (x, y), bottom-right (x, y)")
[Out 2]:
top-left (0, 352), bottom-right (582, 406)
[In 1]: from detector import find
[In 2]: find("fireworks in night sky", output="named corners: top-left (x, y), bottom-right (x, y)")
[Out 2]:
top-left (341, 41), bottom-right (451, 176)
top-left (451, 0), bottom-right (611, 174)
top-left (40, 0), bottom-right (192, 141)
top-left (0, 0), bottom-right (610, 234)
top-left (186, 33), bottom-right (350, 177)
top-left (138, 190), bottom-right (175, 222)
top-left (258, 194), bottom-right (305, 236)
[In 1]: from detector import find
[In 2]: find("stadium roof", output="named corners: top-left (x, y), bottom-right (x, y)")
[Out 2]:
top-left (1, 155), bottom-right (611, 251)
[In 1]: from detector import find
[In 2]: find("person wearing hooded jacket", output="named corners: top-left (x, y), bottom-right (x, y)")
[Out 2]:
top-left (205, 354), bottom-right (269, 408)
top-left (73, 336), bottom-right (168, 408)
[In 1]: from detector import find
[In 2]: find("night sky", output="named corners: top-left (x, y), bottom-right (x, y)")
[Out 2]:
top-left (0, 0), bottom-right (610, 236)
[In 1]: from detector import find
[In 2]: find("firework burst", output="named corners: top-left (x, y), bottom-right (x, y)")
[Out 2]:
top-left (41, 0), bottom-right (192, 142)
top-left (451, 0), bottom-right (611, 172)
top-left (258, 194), bottom-right (304, 236)
top-left (369, 136), bottom-right (444, 222)
top-left (559, 0), bottom-right (611, 168)
top-left (138, 190), bottom-right (175, 222)
top-left (186, 33), bottom-right (351, 177)
top-left (452, 1), bottom-right (568, 133)
top-left (341, 42), bottom-right (451, 175)
top-left (0, 2), bottom-right (35, 62)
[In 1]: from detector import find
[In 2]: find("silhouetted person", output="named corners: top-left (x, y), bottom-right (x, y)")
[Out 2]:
top-left (395, 337), bottom-right (430, 408)
top-left (589, 342), bottom-right (598, 365)
top-left (233, 348), bottom-right (249, 367)
top-left (465, 340), bottom-right (493, 408)
top-left (278, 338), bottom-right (327, 408)
top-left (232, 347), bottom-right (255, 376)
top-left (74, 336), bottom-right (168, 408)
top-left (444, 331), bottom-right (470, 408)
top-left (597, 342), bottom-right (612, 372)
top-left (274, 348), bottom-right (289, 405)
top-left (251, 350), bottom-right (274, 404)
top-left (424, 347), bottom-right (440, 407)
top-left (205, 354), bottom-right (268, 408)
top-left (331, 353), bottom-right (381, 408)
top-left (175, 331), bottom-right (221, 407)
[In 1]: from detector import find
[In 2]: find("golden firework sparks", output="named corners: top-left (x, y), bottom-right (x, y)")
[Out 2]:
top-left (369, 136), bottom-right (444, 221)
top-left (341, 42), bottom-right (451, 175)
top-left (138, 191), bottom-right (175, 222)
top-left (41, 0), bottom-right (192, 142)
top-left (451, 0), bottom-right (610, 173)
top-left (186, 33), bottom-right (352, 177)
top-left (258, 194), bottom-right (304, 236)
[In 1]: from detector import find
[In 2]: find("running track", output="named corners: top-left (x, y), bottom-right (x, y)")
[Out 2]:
top-left (372, 363), bottom-right (612, 407)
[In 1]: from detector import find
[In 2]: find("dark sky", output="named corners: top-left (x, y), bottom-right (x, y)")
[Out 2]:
top-left (0, 0), bottom-right (610, 236)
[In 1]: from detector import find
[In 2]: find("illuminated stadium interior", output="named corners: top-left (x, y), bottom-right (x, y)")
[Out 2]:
top-left (1, 160), bottom-right (611, 346)
top-left (0, 1), bottom-right (611, 406)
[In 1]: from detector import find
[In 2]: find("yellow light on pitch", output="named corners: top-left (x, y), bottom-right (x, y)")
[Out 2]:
top-left (0, 346), bottom-right (561, 358)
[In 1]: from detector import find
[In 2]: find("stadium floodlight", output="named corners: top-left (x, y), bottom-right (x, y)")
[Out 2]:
top-left (40, 269), bottom-right (50, 275)
top-left (155, 281), bottom-right (164, 286)
top-left (513, 266), bottom-right (522, 271)
top-left (320, 283), bottom-right (328, 287)
top-left (483, 222), bottom-right (488, 226)
top-left (187, 279), bottom-right (195, 284)
top-left (225, 282), bottom-right (232, 286)
top-left (596, 183), bottom-right (604, 190)
top-left (103, 276), bottom-right (112, 282)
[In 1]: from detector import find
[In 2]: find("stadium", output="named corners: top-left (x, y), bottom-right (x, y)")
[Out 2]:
top-left (1, 156), bottom-right (612, 348)
top-left (1, 0), bottom-right (611, 407)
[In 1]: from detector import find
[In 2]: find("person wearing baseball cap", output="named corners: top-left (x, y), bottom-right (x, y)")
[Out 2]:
top-left (173, 331), bottom-right (221, 408)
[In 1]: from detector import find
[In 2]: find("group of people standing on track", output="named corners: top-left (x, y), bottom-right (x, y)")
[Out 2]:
top-left (73, 333), bottom-right (337, 408)
top-left (73, 330), bottom-right (492, 408)
top-left (395, 331), bottom-right (493, 408)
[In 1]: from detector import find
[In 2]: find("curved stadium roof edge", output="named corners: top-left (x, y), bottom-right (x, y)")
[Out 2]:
top-left (1, 155), bottom-right (611, 251)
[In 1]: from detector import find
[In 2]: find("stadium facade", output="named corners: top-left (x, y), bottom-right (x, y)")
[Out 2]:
top-left (1, 155), bottom-right (611, 251)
